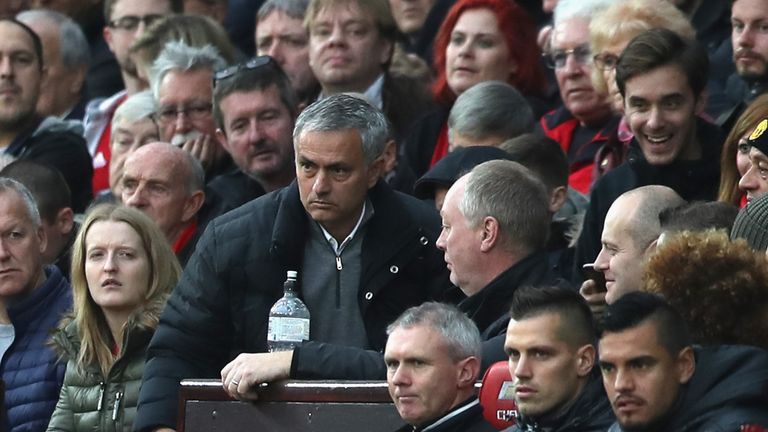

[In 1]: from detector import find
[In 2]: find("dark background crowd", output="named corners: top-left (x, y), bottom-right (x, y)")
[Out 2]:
top-left (0, 0), bottom-right (766, 431)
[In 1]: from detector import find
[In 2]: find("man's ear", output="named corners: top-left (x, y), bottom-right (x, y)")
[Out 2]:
top-left (36, 225), bottom-right (47, 255)
top-left (366, 157), bottom-right (385, 188)
top-left (575, 344), bottom-right (596, 377)
top-left (54, 207), bottom-right (74, 236)
top-left (549, 186), bottom-right (568, 214)
top-left (456, 356), bottom-right (480, 389)
top-left (381, 139), bottom-right (397, 176)
top-left (480, 216), bottom-right (500, 252)
top-left (676, 346), bottom-right (696, 384)
top-left (215, 128), bottom-right (231, 153)
top-left (182, 190), bottom-right (206, 222)
top-left (694, 89), bottom-right (708, 116)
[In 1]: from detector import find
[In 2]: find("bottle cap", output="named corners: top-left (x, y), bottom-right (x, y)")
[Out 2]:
top-left (287, 270), bottom-right (298, 280)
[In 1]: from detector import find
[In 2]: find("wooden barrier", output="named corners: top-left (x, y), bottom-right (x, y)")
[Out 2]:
top-left (177, 380), bottom-right (404, 432)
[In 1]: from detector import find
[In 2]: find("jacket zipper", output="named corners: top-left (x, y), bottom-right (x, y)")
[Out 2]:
top-left (96, 382), bottom-right (105, 411)
top-left (112, 391), bottom-right (123, 421)
top-left (335, 255), bottom-right (342, 308)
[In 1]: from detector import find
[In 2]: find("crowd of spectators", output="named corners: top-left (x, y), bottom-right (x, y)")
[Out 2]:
top-left (0, 0), bottom-right (766, 431)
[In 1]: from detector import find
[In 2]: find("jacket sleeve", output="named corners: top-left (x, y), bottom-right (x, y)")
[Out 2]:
top-left (291, 342), bottom-right (387, 380)
top-left (134, 224), bottom-right (234, 432)
top-left (46, 381), bottom-right (74, 432)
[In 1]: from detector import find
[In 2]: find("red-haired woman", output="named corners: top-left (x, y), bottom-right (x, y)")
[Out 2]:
top-left (403, 0), bottom-right (547, 179)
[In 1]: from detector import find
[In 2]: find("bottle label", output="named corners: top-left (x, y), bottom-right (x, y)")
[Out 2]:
top-left (267, 317), bottom-right (310, 342)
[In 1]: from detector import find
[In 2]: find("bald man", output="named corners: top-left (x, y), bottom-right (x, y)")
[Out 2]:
top-left (581, 185), bottom-right (685, 313)
top-left (120, 142), bottom-right (206, 263)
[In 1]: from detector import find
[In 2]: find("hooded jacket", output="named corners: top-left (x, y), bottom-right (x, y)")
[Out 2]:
top-left (608, 345), bottom-right (768, 432)
top-left (46, 297), bottom-right (165, 432)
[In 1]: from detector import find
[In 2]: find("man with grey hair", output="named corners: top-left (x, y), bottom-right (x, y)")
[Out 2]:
top-left (385, 302), bottom-right (494, 432)
top-left (581, 185), bottom-right (685, 316)
top-left (539, 0), bottom-right (617, 195)
top-left (120, 142), bottom-right (206, 265)
top-left (151, 41), bottom-right (229, 177)
top-left (447, 81), bottom-right (534, 151)
top-left (255, 0), bottom-right (319, 108)
top-left (17, 9), bottom-right (90, 120)
top-left (0, 178), bottom-right (72, 432)
top-left (135, 94), bottom-right (448, 432)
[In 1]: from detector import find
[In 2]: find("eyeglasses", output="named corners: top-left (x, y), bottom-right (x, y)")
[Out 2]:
top-left (545, 44), bottom-right (592, 69)
top-left (108, 14), bottom-right (163, 31)
top-left (593, 52), bottom-right (620, 71)
top-left (157, 103), bottom-right (213, 123)
top-left (213, 56), bottom-right (276, 86)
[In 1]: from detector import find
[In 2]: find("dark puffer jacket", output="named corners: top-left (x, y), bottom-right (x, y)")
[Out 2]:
top-left (608, 345), bottom-right (768, 432)
top-left (46, 299), bottom-right (164, 432)
top-left (2, 265), bottom-right (72, 432)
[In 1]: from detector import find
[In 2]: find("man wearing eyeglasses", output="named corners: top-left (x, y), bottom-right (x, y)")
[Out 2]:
top-left (538, 0), bottom-right (617, 196)
top-left (84, 0), bottom-right (181, 196)
top-left (151, 41), bottom-right (231, 178)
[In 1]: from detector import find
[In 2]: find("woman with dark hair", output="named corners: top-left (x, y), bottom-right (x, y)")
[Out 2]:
top-left (403, 0), bottom-right (546, 179)
top-left (46, 204), bottom-right (181, 431)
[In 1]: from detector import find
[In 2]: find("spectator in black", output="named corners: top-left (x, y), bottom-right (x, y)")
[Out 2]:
top-left (0, 18), bottom-right (93, 212)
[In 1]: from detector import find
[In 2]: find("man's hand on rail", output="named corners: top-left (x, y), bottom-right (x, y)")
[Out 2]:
top-left (220, 350), bottom-right (294, 401)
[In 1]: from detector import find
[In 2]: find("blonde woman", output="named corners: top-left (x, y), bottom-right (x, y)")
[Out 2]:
top-left (47, 205), bottom-right (180, 431)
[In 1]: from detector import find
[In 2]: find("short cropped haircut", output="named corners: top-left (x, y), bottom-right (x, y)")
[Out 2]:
top-left (0, 161), bottom-right (71, 224)
top-left (1, 18), bottom-right (44, 71)
top-left (387, 302), bottom-right (481, 363)
top-left (448, 81), bottom-right (534, 145)
top-left (659, 201), bottom-right (739, 235)
top-left (510, 286), bottom-right (596, 348)
top-left (17, 9), bottom-right (90, 69)
top-left (0, 177), bottom-right (42, 228)
top-left (103, 0), bottom-right (182, 21)
top-left (293, 94), bottom-right (389, 164)
top-left (461, 160), bottom-right (550, 254)
top-left (213, 58), bottom-right (298, 128)
top-left (150, 41), bottom-right (227, 100)
top-left (616, 28), bottom-right (709, 99)
top-left (618, 186), bottom-right (686, 252)
top-left (499, 133), bottom-right (568, 192)
top-left (258, 0), bottom-right (310, 21)
top-left (602, 291), bottom-right (691, 356)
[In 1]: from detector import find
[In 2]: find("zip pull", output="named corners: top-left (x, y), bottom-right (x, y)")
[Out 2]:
top-left (112, 391), bottom-right (123, 421)
top-left (335, 256), bottom-right (342, 271)
top-left (96, 382), bottom-right (105, 411)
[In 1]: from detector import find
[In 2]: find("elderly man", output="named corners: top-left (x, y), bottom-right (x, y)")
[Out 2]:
top-left (0, 18), bottom-right (93, 212)
top-left (600, 292), bottom-right (768, 431)
top-left (574, 28), bottom-right (723, 281)
top-left (581, 185), bottom-right (684, 315)
top-left (539, 0), bottom-right (617, 195)
top-left (210, 56), bottom-right (297, 206)
top-left (386, 302), bottom-right (495, 432)
top-left (305, 0), bottom-right (433, 143)
top-left (151, 41), bottom-right (230, 176)
top-left (134, 94), bottom-right (448, 432)
top-left (504, 286), bottom-right (613, 432)
top-left (0, 178), bottom-right (72, 432)
top-left (255, 0), bottom-right (319, 109)
top-left (120, 142), bottom-right (206, 264)
top-left (16, 9), bottom-right (90, 120)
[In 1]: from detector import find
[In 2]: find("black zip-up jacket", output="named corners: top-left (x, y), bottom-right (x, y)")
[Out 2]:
top-left (608, 345), bottom-right (768, 432)
top-left (133, 180), bottom-right (450, 431)
top-left (507, 371), bottom-right (614, 432)
top-left (573, 118), bottom-right (723, 280)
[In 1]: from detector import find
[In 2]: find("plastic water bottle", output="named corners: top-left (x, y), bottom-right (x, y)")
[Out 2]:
top-left (267, 271), bottom-right (310, 352)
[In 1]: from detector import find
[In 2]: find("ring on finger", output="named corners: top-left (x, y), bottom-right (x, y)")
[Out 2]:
top-left (230, 379), bottom-right (240, 386)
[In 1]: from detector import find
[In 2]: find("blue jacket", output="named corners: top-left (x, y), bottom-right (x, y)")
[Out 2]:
top-left (2, 266), bottom-right (72, 432)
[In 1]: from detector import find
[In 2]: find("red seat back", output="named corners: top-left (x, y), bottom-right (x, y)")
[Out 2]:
top-left (478, 361), bottom-right (517, 430)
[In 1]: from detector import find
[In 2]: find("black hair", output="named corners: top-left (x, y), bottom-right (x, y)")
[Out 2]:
top-left (1, 160), bottom-right (71, 224)
top-left (500, 133), bottom-right (568, 192)
top-left (510, 286), bottom-right (596, 347)
top-left (659, 201), bottom-right (739, 234)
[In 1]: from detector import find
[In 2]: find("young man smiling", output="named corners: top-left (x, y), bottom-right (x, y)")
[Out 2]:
top-left (573, 28), bottom-right (722, 281)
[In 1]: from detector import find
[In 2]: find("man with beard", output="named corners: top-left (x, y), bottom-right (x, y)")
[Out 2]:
top-left (719, 0), bottom-right (768, 132)
top-left (84, 0), bottom-right (180, 195)
top-left (600, 292), bottom-right (768, 432)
